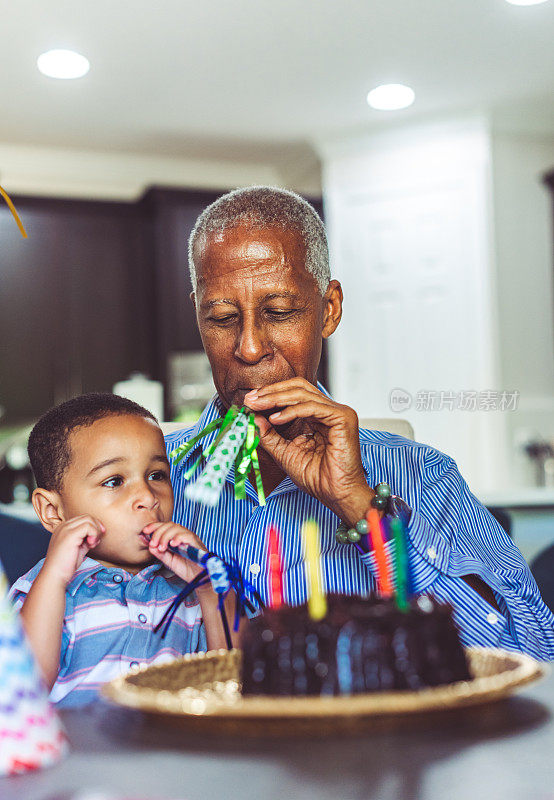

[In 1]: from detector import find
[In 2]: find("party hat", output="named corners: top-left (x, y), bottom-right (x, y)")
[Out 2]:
top-left (0, 559), bottom-right (67, 776)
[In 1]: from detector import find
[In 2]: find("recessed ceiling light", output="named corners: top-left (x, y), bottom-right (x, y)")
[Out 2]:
top-left (367, 84), bottom-right (415, 111)
top-left (37, 49), bottom-right (90, 80)
top-left (505, 0), bottom-right (549, 5)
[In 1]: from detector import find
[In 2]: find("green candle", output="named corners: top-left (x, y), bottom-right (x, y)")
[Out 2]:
top-left (390, 517), bottom-right (409, 612)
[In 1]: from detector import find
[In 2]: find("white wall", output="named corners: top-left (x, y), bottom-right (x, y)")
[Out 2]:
top-left (491, 132), bottom-right (554, 486)
top-left (318, 117), bottom-right (554, 494)
top-left (318, 117), bottom-right (507, 494)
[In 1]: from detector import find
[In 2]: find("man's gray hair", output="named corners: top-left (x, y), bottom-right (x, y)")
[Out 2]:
top-left (188, 186), bottom-right (330, 294)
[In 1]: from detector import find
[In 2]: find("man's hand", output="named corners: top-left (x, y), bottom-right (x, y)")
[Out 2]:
top-left (142, 522), bottom-right (208, 587)
top-left (244, 379), bottom-right (374, 526)
top-left (43, 515), bottom-right (105, 586)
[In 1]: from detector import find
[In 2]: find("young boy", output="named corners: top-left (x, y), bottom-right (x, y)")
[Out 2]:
top-left (9, 393), bottom-right (240, 707)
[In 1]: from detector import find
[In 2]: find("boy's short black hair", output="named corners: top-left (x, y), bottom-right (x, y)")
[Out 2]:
top-left (28, 393), bottom-right (158, 491)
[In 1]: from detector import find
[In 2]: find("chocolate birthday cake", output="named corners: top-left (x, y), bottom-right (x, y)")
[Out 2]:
top-left (241, 594), bottom-right (470, 696)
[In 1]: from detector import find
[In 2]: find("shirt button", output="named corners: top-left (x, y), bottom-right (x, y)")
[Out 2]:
top-left (138, 613), bottom-right (147, 624)
top-left (427, 547), bottom-right (437, 560)
top-left (250, 563), bottom-right (261, 576)
top-left (130, 661), bottom-right (140, 670)
top-left (487, 612), bottom-right (498, 625)
top-left (113, 574), bottom-right (123, 583)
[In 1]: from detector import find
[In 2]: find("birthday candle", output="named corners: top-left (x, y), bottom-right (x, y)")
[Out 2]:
top-left (366, 508), bottom-right (394, 598)
top-left (267, 525), bottom-right (284, 609)
top-left (301, 520), bottom-right (327, 620)
top-left (389, 516), bottom-right (409, 611)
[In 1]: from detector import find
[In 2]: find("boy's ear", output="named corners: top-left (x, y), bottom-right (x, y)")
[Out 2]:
top-left (32, 488), bottom-right (64, 533)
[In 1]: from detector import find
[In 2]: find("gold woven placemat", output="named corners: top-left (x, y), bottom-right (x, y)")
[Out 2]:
top-left (102, 647), bottom-right (547, 736)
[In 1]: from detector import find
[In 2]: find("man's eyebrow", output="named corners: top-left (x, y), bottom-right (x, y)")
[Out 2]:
top-left (260, 292), bottom-right (300, 302)
top-left (201, 298), bottom-right (236, 310)
top-left (201, 292), bottom-right (300, 310)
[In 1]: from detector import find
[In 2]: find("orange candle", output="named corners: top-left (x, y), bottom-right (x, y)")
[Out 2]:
top-left (268, 525), bottom-right (284, 609)
top-left (366, 508), bottom-right (393, 598)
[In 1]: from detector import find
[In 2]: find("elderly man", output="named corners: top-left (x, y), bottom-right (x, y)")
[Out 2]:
top-left (166, 186), bottom-right (554, 660)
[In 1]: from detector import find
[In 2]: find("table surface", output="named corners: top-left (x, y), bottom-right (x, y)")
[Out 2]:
top-left (2, 668), bottom-right (553, 800)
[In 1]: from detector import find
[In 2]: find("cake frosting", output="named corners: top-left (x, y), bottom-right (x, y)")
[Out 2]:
top-left (241, 594), bottom-right (470, 696)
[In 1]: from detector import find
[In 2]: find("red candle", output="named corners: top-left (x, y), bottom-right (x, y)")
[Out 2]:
top-left (268, 525), bottom-right (284, 608)
top-left (366, 508), bottom-right (393, 598)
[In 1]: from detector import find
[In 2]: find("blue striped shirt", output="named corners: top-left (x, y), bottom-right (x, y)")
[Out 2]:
top-left (168, 392), bottom-right (554, 661)
top-left (9, 558), bottom-right (206, 706)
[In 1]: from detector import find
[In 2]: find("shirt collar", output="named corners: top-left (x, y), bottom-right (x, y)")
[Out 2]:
top-left (184, 393), bottom-right (226, 457)
top-left (67, 557), bottom-right (165, 596)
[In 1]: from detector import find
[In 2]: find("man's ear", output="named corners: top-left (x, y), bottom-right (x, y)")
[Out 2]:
top-left (322, 279), bottom-right (343, 339)
top-left (31, 488), bottom-right (65, 533)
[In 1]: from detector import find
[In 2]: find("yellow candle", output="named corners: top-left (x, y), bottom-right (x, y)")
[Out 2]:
top-left (301, 519), bottom-right (327, 621)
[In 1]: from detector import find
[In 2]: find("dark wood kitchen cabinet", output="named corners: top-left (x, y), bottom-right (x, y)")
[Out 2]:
top-left (1, 187), bottom-right (324, 424)
top-left (1, 194), bottom-right (157, 423)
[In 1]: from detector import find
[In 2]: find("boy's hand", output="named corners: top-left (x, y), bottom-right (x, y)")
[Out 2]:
top-left (43, 515), bottom-right (105, 585)
top-left (142, 522), bottom-right (243, 650)
top-left (142, 522), bottom-right (209, 587)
